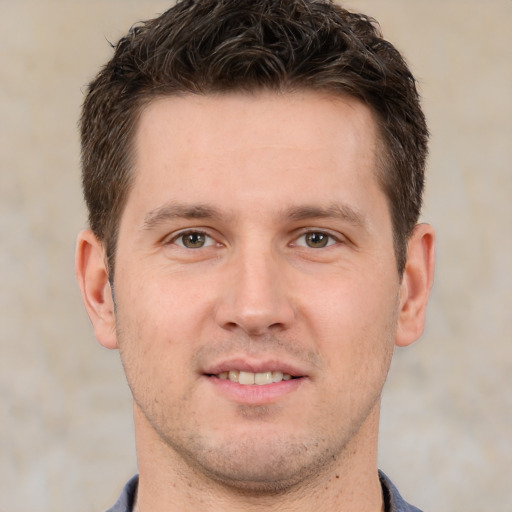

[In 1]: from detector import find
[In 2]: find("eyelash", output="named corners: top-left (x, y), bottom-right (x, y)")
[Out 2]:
top-left (292, 230), bottom-right (340, 249)
top-left (167, 229), bottom-right (341, 250)
top-left (169, 230), bottom-right (216, 249)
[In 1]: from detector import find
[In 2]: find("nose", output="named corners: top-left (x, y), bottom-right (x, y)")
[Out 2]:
top-left (214, 244), bottom-right (296, 336)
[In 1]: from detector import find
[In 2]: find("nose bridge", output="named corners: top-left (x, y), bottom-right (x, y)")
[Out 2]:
top-left (216, 236), bottom-right (295, 334)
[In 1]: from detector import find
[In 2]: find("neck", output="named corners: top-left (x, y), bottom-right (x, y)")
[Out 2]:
top-left (133, 404), bottom-right (384, 512)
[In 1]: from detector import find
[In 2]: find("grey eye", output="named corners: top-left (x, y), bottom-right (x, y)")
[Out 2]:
top-left (175, 231), bottom-right (213, 249)
top-left (295, 231), bottom-right (336, 248)
top-left (305, 232), bottom-right (330, 248)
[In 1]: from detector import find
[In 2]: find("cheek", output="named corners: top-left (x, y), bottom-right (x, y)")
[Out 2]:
top-left (117, 268), bottom-right (208, 333)
top-left (302, 274), bottom-right (398, 373)
top-left (114, 280), bottom-right (198, 399)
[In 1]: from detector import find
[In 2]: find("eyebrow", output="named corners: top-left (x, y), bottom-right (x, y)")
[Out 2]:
top-left (141, 201), bottom-right (368, 232)
top-left (141, 203), bottom-right (225, 231)
top-left (284, 204), bottom-right (368, 229)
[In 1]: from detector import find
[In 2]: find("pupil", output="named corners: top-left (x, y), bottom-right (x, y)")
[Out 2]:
top-left (184, 233), bottom-right (204, 248)
top-left (307, 232), bottom-right (328, 248)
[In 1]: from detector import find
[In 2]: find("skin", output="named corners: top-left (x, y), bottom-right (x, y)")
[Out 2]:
top-left (76, 91), bottom-right (435, 511)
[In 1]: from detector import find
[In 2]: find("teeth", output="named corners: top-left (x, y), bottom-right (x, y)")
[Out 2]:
top-left (272, 371), bottom-right (283, 382)
top-left (239, 371), bottom-right (255, 385)
top-left (217, 370), bottom-right (294, 385)
top-left (255, 371), bottom-right (272, 385)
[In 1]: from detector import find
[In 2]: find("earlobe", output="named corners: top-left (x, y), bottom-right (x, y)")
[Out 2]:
top-left (395, 223), bottom-right (435, 347)
top-left (75, 229), bottom-right (119, 349)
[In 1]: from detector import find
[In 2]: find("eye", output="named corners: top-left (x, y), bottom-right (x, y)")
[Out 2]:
top-left (295, 231), bottom-right (337, 249)
top-left (173, 231), bottom-right (215, 249)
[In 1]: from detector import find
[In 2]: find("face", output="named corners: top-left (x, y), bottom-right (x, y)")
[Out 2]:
top-left (110, 91), bottom-right (402, 489)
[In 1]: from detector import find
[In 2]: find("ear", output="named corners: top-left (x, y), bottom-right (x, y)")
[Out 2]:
top-left (395, 223), bottom-right (435, 347)
top-left (75, 229), bottom-right (118, 349)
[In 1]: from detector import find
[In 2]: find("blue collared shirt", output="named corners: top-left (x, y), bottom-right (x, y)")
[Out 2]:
top-left (106, 471), bottom-right (423, 512)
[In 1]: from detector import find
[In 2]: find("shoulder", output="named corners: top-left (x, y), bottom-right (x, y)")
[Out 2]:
top-left (379, 470), bottom-right (423, 512)
top-left (105, 475), bottom-right (138, 512)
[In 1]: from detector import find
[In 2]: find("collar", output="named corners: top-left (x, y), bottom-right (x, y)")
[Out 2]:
top-left (108, 471), bottom-right (423, 512)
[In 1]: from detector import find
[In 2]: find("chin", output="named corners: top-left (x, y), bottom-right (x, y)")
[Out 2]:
top-left (171, 430), bottom-right (340, 494)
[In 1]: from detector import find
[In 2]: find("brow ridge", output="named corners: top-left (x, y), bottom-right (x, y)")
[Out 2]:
top-left (141, 203), bottom-right (224, 231)
top-left (141, 201), bottom-right (367, 231)
top-left (284, 204), bottom-right (367, 229)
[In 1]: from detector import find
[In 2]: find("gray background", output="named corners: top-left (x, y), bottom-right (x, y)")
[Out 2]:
top-left (1, 1), bottom-right (510, 511)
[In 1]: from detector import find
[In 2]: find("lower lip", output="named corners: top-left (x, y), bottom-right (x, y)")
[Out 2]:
top-left (204, 375), bottom-right (304, 404)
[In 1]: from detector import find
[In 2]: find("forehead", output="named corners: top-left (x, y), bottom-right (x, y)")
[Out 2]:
top-left (132, 90), bottom-right (380, 196)
top-left (138, 90), bottom-right (377, 139)
top-left (131, 91), bottom-right (384, 219)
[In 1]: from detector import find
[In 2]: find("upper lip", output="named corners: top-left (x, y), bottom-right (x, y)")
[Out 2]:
top-left (202, 357), bottom-right (309, 378)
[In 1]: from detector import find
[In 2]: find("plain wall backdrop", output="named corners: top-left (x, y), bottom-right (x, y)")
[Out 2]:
top-left (0, 1), bottom-right (510, 511)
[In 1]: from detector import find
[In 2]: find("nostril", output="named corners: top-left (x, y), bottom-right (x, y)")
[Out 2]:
top-left (222, 321), bottom-right (241, 332)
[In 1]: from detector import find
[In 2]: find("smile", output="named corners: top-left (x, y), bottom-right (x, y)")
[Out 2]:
top-left (214, 370), bottom-right (294, 385)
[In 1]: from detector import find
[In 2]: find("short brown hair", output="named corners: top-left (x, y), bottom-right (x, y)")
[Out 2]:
top-left (80, 0), bottom-right (428, 276)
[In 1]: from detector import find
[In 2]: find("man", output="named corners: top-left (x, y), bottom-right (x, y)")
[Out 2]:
top-left (75, 1), bottom-right (435, 510)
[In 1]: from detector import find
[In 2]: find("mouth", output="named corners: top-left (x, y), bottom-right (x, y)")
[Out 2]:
top-left (201, 356), bottom-right (310, 406)
top-left (210, 370), bottom-right (297, 386)
top-left (202, 361), bottom-right (307, 404)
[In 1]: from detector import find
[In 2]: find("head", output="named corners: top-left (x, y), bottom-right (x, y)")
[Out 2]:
top-left (77, 1), bottom-right (436, 503)
top-left (80, 0), bottom-right (428, 279)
